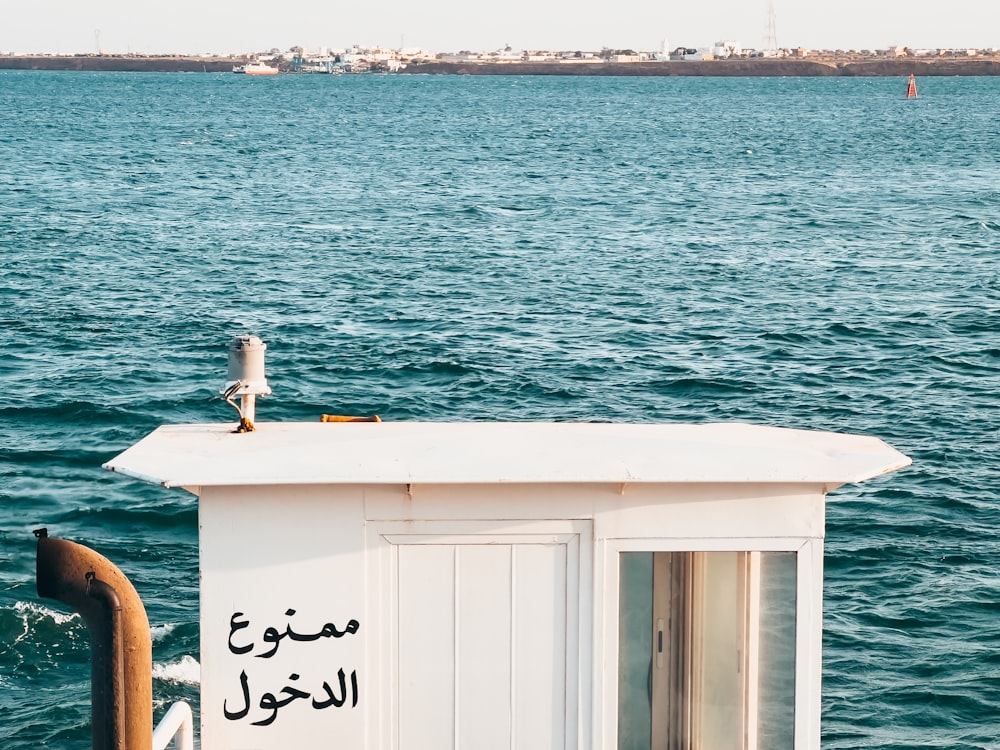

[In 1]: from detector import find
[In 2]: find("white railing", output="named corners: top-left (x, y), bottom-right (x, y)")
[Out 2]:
top-left (152, 701), bottom-right (195, 750)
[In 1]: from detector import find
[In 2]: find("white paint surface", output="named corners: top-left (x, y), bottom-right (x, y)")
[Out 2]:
top-left (104, 421), bottom-right (910, 491)
top-left (104, 421), bottom-right (911, 749)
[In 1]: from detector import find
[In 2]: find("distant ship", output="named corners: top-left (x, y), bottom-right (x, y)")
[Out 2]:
top-left (233, 61), bottom-right (279, 76)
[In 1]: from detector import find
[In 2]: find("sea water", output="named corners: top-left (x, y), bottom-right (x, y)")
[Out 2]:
top-left (0, 70), bottom-right (998, 749)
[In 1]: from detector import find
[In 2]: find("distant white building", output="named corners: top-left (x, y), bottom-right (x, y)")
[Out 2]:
top-left (523, 51), bottom-right (558, 62)
top-left (495, 45), bottom-right (520, 60)
top-left (367, 48), bottom-right (396, 62)
top-left (400, 48), bottom-right (436, 61)
top-left (652, 37), bottom-right (670, 61)
top-left (712, 40), bottom-right (742, 58)
top-left (672, 48), bottom-right (714, 61)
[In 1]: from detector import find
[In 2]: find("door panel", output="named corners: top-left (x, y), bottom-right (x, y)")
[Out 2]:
top-left (395, 534), bottom-right (578, 750)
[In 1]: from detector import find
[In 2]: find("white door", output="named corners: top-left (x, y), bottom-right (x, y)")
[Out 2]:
top-left (375, 524), bottom-right (587, 750)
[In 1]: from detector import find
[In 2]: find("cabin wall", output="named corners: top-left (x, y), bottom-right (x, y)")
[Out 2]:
top-left (365, 482), bottom-right (826, 539)
top-left (199, 484), bottom-right (367, 749)
top-left (198, 482), bottom-right (825, 749)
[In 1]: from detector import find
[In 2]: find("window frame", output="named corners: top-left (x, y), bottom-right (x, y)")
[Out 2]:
top-left (601, 537), bottom-right (823, 750)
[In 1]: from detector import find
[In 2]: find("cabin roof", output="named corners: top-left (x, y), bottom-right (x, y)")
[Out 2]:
top-left (103, 421), bottom-right (910, 492)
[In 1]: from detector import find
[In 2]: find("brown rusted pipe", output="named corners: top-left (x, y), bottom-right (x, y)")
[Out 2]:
top-left (35, 528), bottom-right (152, 750)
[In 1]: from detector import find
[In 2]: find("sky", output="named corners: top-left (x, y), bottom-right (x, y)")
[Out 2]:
top-left (1, 0), bottom-right (997, 56)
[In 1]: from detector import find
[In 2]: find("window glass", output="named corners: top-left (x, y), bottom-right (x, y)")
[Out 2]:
top-left (617, 551), bottom-right (796, 750)
top-left (756, 552), bottom-right (797, 748)
top-left (617, 553), bottom-right (653, 749)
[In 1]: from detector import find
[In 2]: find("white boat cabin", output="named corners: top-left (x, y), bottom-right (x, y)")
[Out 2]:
top-left (106, 419), bottom-right (909, 750)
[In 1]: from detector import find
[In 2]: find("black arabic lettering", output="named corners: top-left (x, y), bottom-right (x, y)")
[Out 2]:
top-left (305, 618), bottom-right (359, 641)
top-left (223, 670), bottom-right (251, 720)
top-left (311, 670), bottom-right (359, 710)
top-left (286, 607), bottom-right (321, 642)
top-left (256, 626), bottom-right (284, 659)
top-left (252, 691), bottom-right (279, 726)
top-left (312, 668), bottom-right (347, 709)
top-left (247, 611), bottom-right (360, 658)
top-left (251, 673), bottom-right (312, 726)
top-left (277, 674), bottom-right (311, 706)
top-left (227, 670), bottom-right (360, 724)
top-left (228, 613), bottom-right (254, 655)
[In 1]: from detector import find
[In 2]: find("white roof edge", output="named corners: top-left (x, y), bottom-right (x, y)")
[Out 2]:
top-left (103, 421), bottom-right (910, 491)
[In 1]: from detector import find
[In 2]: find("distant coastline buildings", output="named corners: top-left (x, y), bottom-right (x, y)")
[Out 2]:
top-left (271, 42), bottom-right (1000, 72)
top-left (1, 41), bottom-right (997, 75)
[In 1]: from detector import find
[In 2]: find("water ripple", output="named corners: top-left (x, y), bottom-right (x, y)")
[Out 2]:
top-left (1, 72), bottom-right (998, 749)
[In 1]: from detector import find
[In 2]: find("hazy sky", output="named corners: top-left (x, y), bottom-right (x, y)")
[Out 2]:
top-left (2, 0), bottom-right (997, 55)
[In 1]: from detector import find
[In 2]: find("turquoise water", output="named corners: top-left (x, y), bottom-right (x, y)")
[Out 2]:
top-left (1, 70), bottom-right (998, 748)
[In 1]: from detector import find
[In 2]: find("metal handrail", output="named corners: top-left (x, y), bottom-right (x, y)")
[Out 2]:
top-left (152, 701), bottom-right (194, 750)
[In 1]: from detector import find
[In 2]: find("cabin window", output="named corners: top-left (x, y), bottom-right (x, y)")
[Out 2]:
top-left (617, 551), bottom-right (796, 750)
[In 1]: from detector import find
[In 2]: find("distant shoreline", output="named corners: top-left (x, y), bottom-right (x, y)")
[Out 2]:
top-left (400, 59), bottom-right (1000, 77)
top-left (2, 55), bottom-right (1000, 76)
top-left (0, 55), bottom-right (237, 73)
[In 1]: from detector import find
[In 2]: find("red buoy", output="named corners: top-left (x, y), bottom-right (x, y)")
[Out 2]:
top-left (906, 74), bottom-right (918, 99)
